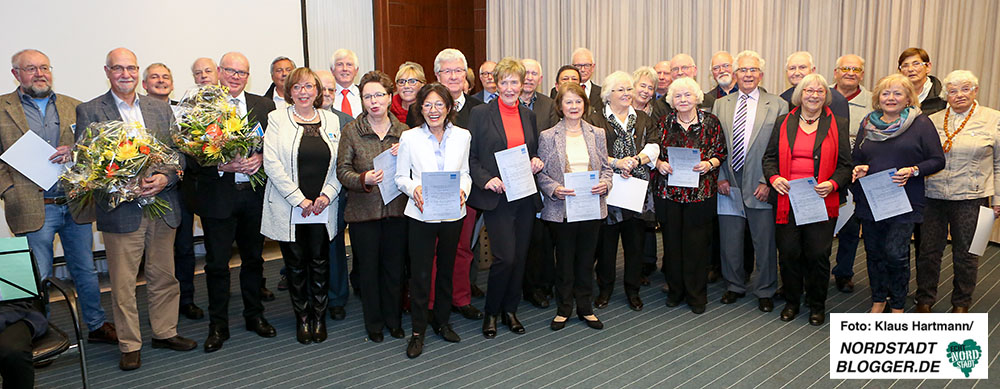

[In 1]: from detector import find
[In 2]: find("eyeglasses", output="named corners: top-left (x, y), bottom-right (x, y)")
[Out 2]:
top-left (735, 67), bottom-right (761, 74)
top-left (671, 65), bottom-right (694, 73)
top-left (437, 68), bottom-right (465, 76)
top-left (16, 65), bottom-right (52, 74)
top-left (291, 83), bottom-right (316, 92)
top-left (221, 67), bottom-right (250, 78)
top-left (837, 66), bottom-right (863, 74)
top-left (479, 71), bottom-right (494, 77)
top-left (397, 78), bottom-right (422, 86)
top-left (898, 61), bottom-right (928, 71)
top-left (711, 63), bottom-right (732, 72)
top-left (362, 92), bottom-right (388, 100)
top-left (946, 86), bottom-right (977, 96)
top-left (572, 63), bottom-right (594, 70)
top-left (802, 88), bottom-right (827, 96)
top-left (422, 102), bottom-right (447, 111)
top-left (108, 65), bottom-right (139, 74)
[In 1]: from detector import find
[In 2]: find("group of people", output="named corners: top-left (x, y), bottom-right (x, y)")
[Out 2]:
top-left (0, 41), bottom-right (996, 383)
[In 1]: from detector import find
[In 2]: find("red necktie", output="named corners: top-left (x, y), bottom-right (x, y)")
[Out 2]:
top-left (340, 89), bottom-right (352, 116)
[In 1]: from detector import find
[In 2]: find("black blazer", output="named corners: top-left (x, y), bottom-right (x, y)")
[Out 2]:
top-left (406, 93), bottom-right (483, 129)
top-left (761, 111), bottom-right (853, 205)
top-left (529, 92), bottom-right (559, 131)
top-left (467, 99), bottom-right (543, 212)
top-left (194, 92), bottom-right (276, 218)
top-left (587, 108), bottom-right (660, 158)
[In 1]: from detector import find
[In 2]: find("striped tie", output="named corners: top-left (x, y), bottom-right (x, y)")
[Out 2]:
top-left (731, 94), bottom-right (749, 172)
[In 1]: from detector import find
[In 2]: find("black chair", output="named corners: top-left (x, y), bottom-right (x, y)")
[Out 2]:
top-left (31, 277), bottom-right (90, 388)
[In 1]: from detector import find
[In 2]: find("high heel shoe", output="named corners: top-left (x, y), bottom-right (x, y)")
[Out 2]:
top-left (578, 313), bottom-right (604, 330)
top-left (482, 315), bottom-right (498, 339)
top-left (295, 314), bottom-right (312, 344)
top-left (501, 312), bottom-right (525, 334)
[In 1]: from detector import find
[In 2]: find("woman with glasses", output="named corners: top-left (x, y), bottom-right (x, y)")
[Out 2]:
top-left (917, 70), bottom-right (1000, 314)
top-left (395, 82), bottom-right (471, 358)
top-left (390, 62), bottom-right (425, 123)
top-left (587, 71), bottom-right (660, 312)
top-left (261, 67), bottom-right (343, 344)
top-left (897, 48), bottom-right (946, 116)
top-left (336, 71), bottom-right (410, 342)
top-left (631, 66), bottom-right (657, 116)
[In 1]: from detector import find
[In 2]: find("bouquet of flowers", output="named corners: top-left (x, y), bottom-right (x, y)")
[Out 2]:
top-left (60, 120), bottom-right (182, 219)
top-left (173, 85), bottom-right (266, 188)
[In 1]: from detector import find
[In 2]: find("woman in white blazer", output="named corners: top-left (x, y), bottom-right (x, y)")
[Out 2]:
top-left (394, 83), bottom-right (472, 359)
top-left (260, 68), bottom-right (342, 345)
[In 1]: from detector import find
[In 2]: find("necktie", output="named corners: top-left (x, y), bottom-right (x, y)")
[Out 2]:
top-left (488, 92), bottom-right (497, 103)
top-left (340, 89), bottom-right (352, 116)
top-left (231, 98), bottom-right (243, 116)
top-left (731, 94), bottom-right (749, 172)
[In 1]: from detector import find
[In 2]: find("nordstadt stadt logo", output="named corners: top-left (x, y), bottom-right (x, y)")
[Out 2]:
top-left (946, 340), bottom-right (982, 377)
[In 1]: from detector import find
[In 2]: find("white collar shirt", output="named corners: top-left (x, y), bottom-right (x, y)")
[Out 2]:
top-left (734, 87), bottom-right (761, 158)
top-left (112, 92), bottom-right (146, 128)
top-left (334, 83), bottom-right (361, 118)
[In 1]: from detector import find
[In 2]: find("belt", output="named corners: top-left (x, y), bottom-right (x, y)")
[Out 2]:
top-left (234, 182), bottom-right (253, 191)
top-left (43, 197), bottom-right (68, 205)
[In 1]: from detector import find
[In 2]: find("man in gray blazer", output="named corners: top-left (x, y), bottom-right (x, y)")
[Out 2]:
top-left (76, 47), bottom-right (196, 371)
top-left (712, 50), bottom-right (788, 313)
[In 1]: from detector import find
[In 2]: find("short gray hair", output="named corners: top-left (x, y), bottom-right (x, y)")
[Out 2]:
top-left (941, 70), bottom-right (979, 90)
top-left (790, 73), bottom-right (832, 107)
top-left (11, 49), bottom-right (46, 69)
top-left (329, 49), bottom-right (359, 69)
top-left (270, 56), bottom-right (296, 72)
top-left (785, 51), bottom-right (814, 68)
top-left (735, 50), bottom-right (765, 71)
top-left (143, 63), bottom-right (171, 81)
top-left (600, 71), bottom-right (633, 103)
top-left (835, 54), bottom-right (865, 69)
top-left (666, 77), bottom-right (704, 108)
top-left (572, 47), bottom-right (594, 62)
top-left (433, 48), bottom-right (467, 73)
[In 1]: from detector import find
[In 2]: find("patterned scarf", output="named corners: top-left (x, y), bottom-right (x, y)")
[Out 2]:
top-left (607, 110), bottom-right (650, 180)
top-left (861, 106), bottom-right (921, 143)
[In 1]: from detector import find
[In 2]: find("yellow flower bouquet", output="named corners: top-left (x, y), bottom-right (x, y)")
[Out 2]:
top-left (173, 85), bottom-right (266, 188)
top-left (60, 121), bottom-right (182, 219)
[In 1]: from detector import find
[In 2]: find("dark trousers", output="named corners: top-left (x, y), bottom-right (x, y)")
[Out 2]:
top-left (833, 214), bottom-right (861, 279)
top-left (916, 198), bottom-right (986, 307)
top-left (201, 190), bottom-right (265, 326)
top-left (352, 217), bottom-right (406, 333)
top-left (329, 194), bottom-right (350, 307)
top-left (523, 218), bottom-right (555, 296)
top-left (776, 214), bottom-right (835, 312)
top-left (409, 218), bottom-right (462, 334)
top-left (861, 220), bottom-right (914, 310)
top-left (597, 217), bottom-right (645, 295)
top-left (483, 197), bottom-right (535, 315)
top-left (174, 204), bottom-right (196, 306)
top-left (279, 224), bottom-right (330, 319)
top-left (550, 219), bottom-right (601, 317)
top-left (0, 320), bottom-right (33, 389)
top-left (657, 197), bottom-right (713, 307)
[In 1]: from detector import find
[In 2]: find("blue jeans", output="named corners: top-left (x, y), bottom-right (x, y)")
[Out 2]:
top-left (832, 214), bottom-right (860, 279)
top-left (860, 220), bottom-right (913, 310)
top-left (22, 204), bottom-right (106, 331)
top-left (328, 193), bottom-right (349, 307)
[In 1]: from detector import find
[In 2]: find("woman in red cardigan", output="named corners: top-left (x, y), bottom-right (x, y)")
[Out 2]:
top-left (762, 73), bottom-right (852, 326)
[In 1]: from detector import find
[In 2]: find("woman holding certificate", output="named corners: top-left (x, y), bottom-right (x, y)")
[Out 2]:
top-left (587, 71), bottom-right (660, 312)
top-left (336, 70), bottom-right (410, 342)
top-left (652, 77), bottom-right (726, 315)
top-left (537, 83), bottom-right (614, 330)
top-left (761, 74), bottom-right (852, 325)
top-left (395, 83), bottom-right (472, 358)
top-left (261, 68), bottom-right (343, 344)
top-left (850, 73), bottom-right (944, 314)
top-left (917, 70), bottom-right (1000, 314)
top-left (468, 58), bottom-right (544, 339)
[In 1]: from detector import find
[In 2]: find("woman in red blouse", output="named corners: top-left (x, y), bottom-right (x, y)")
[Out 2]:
top-left (652, 77), bottom-right (726, 314)
top-left (761, 73), bottom-right (852, 326)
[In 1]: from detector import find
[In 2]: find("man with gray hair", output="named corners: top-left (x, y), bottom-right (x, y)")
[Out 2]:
top-left (653, 60), bottom-right (672, 100)
top-left (473, 60), bottom-right (498, 104)
top-left (703, 51), bottom-right (738, 110)
top-left (652, 53), bottom-right (698, 120)
top-left (0, 48), bottom-right (118, 346)
top-left (779, 51), bottom-right (850, 120)
top-left (263, 56), bottom-right (295, 108)
top-left (142, 63), bottom-right (175, 104)
top-left (191, 57), bottom-right (218, 86)
top-left (330, 48), bottom-right (361, 118)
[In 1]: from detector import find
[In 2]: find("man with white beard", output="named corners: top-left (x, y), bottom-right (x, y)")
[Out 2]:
top-left (702, 51), bottom-right (738, 109)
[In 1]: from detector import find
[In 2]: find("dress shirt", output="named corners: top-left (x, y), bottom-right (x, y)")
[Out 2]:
top-left (519, 93), bottom-right (537, 110)
top-left (733, 88), bottom-right (761, 161)
top-left (225, 92), bottom-right (251, 183)
top-left (917, 78), bottom-right (933, 104)
top-left (394, 122), bottom-right (472, 222)
top-left (483, 90), bottom-right (497, 104)
top-left (111, 92), bottom-right (145, 128)
top-left (272, 92), bottom-right (286, 107)
top-left (17, 90), bottom-right (62, 196)
top-left (582, 80), bottom-right (594, 98)
top-left (454, 93), bottom-right (467, 112)
top-left (334, 84), bottom-right (361, 118)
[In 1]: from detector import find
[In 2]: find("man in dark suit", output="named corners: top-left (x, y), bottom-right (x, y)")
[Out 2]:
top-left (198, 52), bottom-right (277, 353)
top-left (472, 60), bottom-right (497, 104)
top-left (262, 56), bottom-right (295, 109)
top-left (652, 53), bottom-right (700, 121)
top-left (653, 60), bottom-right (672, 101)
top-left (779, 51), bottom-right (850, 120)
top-left (519, 59), bottom-right (559, 131)
top-left (76, 47), bottom-right (197, 370)
top-left (548, 48), bottom-right (603, 113)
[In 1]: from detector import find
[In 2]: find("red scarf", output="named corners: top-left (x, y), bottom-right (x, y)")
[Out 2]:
top-left (389, 94), bottom-right (408, 123)
top-left (775, 106), bottom-right (840, 224)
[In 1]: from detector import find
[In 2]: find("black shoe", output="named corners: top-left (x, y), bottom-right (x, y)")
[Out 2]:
top-left (690, 305), bottom-right (706, 314)
top-left (368, 331), bottom-right (384, 343)
top-left (432, 322), bottom-right (461, 342)
top-left (453, 304), bottom-right (483, 320)
top-left (525, 290), bottom-right (549, 308)
top-left (312, 318), bottom-right (327, 343)
top-left (482, 315), bottom-right (498, 339)
top-left (406, 334), bottom-right (423, 358)
top-left (151, 335), bottom-right (197, 351)
top-left (758, 298), bottom-right (774, 312)
top-left (277, 275), bottom-right (289, 291)
top-left (627, 294), bottom-right (644, 311)
top-left (577, 313), bottom-right (604, 330)
top-left (835, 277), bottom-right (854, 293)
top-left (641, 263), bottom-right (656, 277)
top-left (179, 303), bottom-right (204, 320)
top-left (780, 305), bottom-right (799, 322)
top-left (501, 312), bottom-right (525, 334)
top-left (296, 315), bottom-right (312, 345)
top-left (245, 317), bottom-right (277, 338)
top-left (808, 311), bottom-right (825, 326)
top-left (550, 316), bottom-right (568, 331)
top-left (665, 297), bottom-right (682, 308)
top-left (389, 327), bottom-right (405, 339)
top-left (594, 292), bottom-right (610, 309)
top-left (203, 325), bottom-right (229, 353)
top-left (260, 286), bottom-right (276, 302)
top-left (471, 284), bottom-right (485, 298)
top-left (707, 269), bottom-right (721, 283)
top-left (720, 291), bottom-right (745, 304)
top-left (330, 306), bottom-right (346, 321)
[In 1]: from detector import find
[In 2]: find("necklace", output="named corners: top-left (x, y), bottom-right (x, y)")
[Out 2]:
top-left (677, 112), bottom-right (697, 124)
top-left (800, 113), bottom-right (820, 125)
top-left (942, 102), bottom-right (976, 153)
top-left (293, 106), bottom-right (318, 122)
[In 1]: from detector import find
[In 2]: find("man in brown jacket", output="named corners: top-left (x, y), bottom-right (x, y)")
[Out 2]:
top-left (0, 49), bottom-right (116, 343)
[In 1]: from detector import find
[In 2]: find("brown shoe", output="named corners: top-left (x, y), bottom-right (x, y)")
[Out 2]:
top-left (151, 335), bottom-right (197, 351)
top-left (914, 304), bottom-right (932, 313)
top-left (950, 306), bottom-right (969, 313)
top-left (119, 350), bottom-right (141, 370)
top-left (88, 322), bottom-right (118, 344)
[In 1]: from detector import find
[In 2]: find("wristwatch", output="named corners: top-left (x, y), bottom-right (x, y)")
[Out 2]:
top-left (911, 165), bottom-right (920, 177)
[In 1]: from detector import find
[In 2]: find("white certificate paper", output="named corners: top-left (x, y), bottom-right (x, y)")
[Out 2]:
top-left (717, 186), bottom-right (745, 217)
top-left (834, 191), bottom-right (855, 236)
top-left (666, 147), bottom-right (701, 188)
top-left (969, 206), bottom-right (994, 256)
top-left (494, 144), bottom-right (537, 202)
top-left (564, 171), bottom-right (600, 222)
top-left (607, 175), bottom-right (648, 213)
top-left (421, 171), bottom-right (461, 221)
top-left (787, 177), bottom-right (829, 225)
top-left (292, 206), bottom-right (329, 224)
top-left (372, 148), bottom-right (401, 205)
top-left (858, 168), bottom-right (912, 221)
top-left (0, 131), bottom-right (63, 190)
